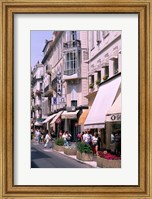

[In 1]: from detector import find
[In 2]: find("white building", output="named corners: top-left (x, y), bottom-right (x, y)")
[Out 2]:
top-left (31, 62), bottom-right (44, 124)
top-left (84, 31), bottom-right (122, 149)
top-left (41, 31), bottom-right (89, 140)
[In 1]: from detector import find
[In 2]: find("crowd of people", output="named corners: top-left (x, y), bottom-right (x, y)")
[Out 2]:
top-left (31, 127), bottom-right (121, 156)
top-left (76, 130), bottom-right (100, 155)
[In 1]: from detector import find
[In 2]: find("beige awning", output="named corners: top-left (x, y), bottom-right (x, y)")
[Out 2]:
top-left (61, 110), bottom-right (79, 119)
top-left (84, 75), bottom-right (121, 129)
top-left (106, 93), bottom-right (121, 122)
top-left (42, 114), bottom-right (56, 124)
top-left (78, 109), bottom-right (89, 125)
top-left (50, 111), bottom-right (63, 126)
top-left (34, 121), bottom-right (43, 126)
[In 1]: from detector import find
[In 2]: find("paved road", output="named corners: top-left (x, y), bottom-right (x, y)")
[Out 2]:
top-left (31, 142), bottom-right (93, 168)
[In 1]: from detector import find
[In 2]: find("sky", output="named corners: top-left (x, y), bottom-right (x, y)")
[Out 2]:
top-left (30, 30), bottom-right (53, 68)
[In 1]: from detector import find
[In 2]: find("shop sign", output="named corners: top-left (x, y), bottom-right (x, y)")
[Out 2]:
top-left (107, 114), bottom-right (121, 122)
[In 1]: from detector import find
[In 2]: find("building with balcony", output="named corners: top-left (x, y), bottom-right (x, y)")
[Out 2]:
top-left (31, 62), bottom-right (44, 125)
top-left (41, 31), bottom-right (89, 139)
top-left (84, 31), bottom-right (122, 150)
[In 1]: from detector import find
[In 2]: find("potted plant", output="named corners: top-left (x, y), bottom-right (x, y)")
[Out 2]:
top-left (54, 137), bottom-right (65, 151)
top-left (97, 150), bottom-right (121, 168)
top-left (64, 145), bottom-right (77, 155)
top-left (102, 75), bottom-right (109, 81)
top-left (96, 79), bottom-right (101, 85)
top-left (89, 83), bottom-right (94, 89)
top-left (76, 142), bottom-right (93, 161)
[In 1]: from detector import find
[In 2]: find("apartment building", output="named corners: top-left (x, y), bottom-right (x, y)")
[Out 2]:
top-left (84, 31), bottom-right (122, 149)
top-left (31, 62), bottom-right (44, 125)
top-left (41, 31), bottom-right (89, 140)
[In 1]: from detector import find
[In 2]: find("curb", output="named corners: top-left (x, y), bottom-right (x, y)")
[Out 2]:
top-left (52, 149), bottom-right (97, 168)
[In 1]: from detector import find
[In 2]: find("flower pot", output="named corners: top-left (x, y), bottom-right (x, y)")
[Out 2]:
top-left (97, 156), bottom-right (121, 168)
top-left (76, 151), bottom-right (93, 161)
top-left (64, 147), bottom-right (77, 155)
top-left (54, 144), bottom-right (65, 151)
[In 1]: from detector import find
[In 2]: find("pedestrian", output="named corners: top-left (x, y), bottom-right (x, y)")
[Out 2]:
top-left (66, 131), bottom-right (72, 146)
top-left (36, 129), bottom-right (41, 144)
top-left (92, 132), bottom-right (98, 155)
top-left (77, 132), bottom-right (81, 142)
top-left (59, 130), bottom-right (63, 138)
top-left (83, 130), bottom-right (92, 145)
top-left (62, 131), bottom-right (68, 146)
top-left (44, 131), bottom-right (52, 148)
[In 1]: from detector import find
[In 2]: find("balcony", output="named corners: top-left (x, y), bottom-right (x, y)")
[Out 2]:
top-left (42, 86), bottom-right (53, 97)
top-left (63, 69), bottom-right (80, 81)
top-left (63, 40), bottom-right (81, 50)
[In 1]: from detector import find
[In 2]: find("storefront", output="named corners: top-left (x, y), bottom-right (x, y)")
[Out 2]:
top-left (106, 93), bottom-right (121, 151)
top-left (84, 74), bottom-right (121, 148)
top-left (61, 109), bottom-right (79, 141)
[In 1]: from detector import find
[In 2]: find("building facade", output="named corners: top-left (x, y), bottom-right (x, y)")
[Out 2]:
top-left (84, 30), bottom-right (122, 149)
top-left (41, 31), bottom-right (89, 140)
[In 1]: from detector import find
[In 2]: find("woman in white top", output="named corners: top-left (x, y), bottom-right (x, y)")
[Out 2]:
top-left (44, 131), bottom-right (51, 148)
top-left (92, 132), bottom-right (98, 155)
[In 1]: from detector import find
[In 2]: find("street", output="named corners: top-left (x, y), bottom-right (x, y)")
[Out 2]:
top-left (31, 142), bottom-right (93, 168)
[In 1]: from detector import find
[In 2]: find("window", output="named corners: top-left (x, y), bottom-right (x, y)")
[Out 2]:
top-left (91, 75), bottom-right (94, 84)
top-left (71, 100), bottom-right (77, 107)
top-left (102, 30), bottom-right (109, 39)
top-left (113, 58), bottom-right (118, 74)
top-left (97, 71), bottom-right (101, 81)
top-left (96, 31), bottom-right (101, 44)
top-left (64, 51), bottom-right (79, 76)
top-left (91, 31), bottom-right (94, 49)
top-left (71, 31), bottom-right (77, 40)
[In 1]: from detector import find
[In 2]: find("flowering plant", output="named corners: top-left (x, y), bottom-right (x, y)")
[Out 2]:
top-left (98, 151), bottom-right (121, 160)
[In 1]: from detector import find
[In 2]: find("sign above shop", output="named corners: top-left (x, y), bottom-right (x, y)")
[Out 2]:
top-left (106, 113), bottom-right (121, 122)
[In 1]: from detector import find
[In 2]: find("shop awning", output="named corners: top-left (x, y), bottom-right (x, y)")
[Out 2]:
top-left (50, 111), bottom-right (63, 126)
top-left (84, 75), bottom-right (121, 129)
top-left (78, 109), bottom-right (89, 125)
top-left (42, 114), bottom-right (56, 124)
top-left (34, 121), bottom-right (43, 126)
top-left (61, 110), bottom-right (79, 119)
top-left (106, 93), bottom-right (121, 122)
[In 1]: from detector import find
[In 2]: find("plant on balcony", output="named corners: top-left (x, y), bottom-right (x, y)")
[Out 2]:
top-left (36, 90), bottom-right (42, 96)
top-left (102, 75), bottom-right (109, 81)
top-left (96, 79), bottom-right (101, 85)
top-left (89, 83), bottom-right (94, 89)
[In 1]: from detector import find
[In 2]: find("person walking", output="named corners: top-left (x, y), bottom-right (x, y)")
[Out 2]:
top-left (92, 132), bottom-right (98, 155)
top-left (44, 131), bottom-right (51, 148)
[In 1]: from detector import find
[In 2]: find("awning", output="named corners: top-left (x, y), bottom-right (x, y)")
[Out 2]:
top-left (106, 93), bottom-right (121, 122)
top-left (78, 109), bottom-right (89, 125)
top-left (34, 121), bottom-right (43, 126)
top-left (42, 114), bottom-right (56, 124)
top-left (61, 110), bottom-right (79, 119)
top-left (50, 111), bottom-right (63, 126)
top-left (84, 75), bottom-right (121, 129)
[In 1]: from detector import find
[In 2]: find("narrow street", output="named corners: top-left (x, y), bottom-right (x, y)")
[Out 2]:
top-left (31, 142), bottom-right (94, 168)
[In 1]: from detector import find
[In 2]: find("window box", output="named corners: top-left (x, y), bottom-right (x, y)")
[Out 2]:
top-left (89, 83), bottom-right (94, 89)
top-left (102, 75), bottom-right (109, 81)
top-left (96, 79), bottom-right (101, 85)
